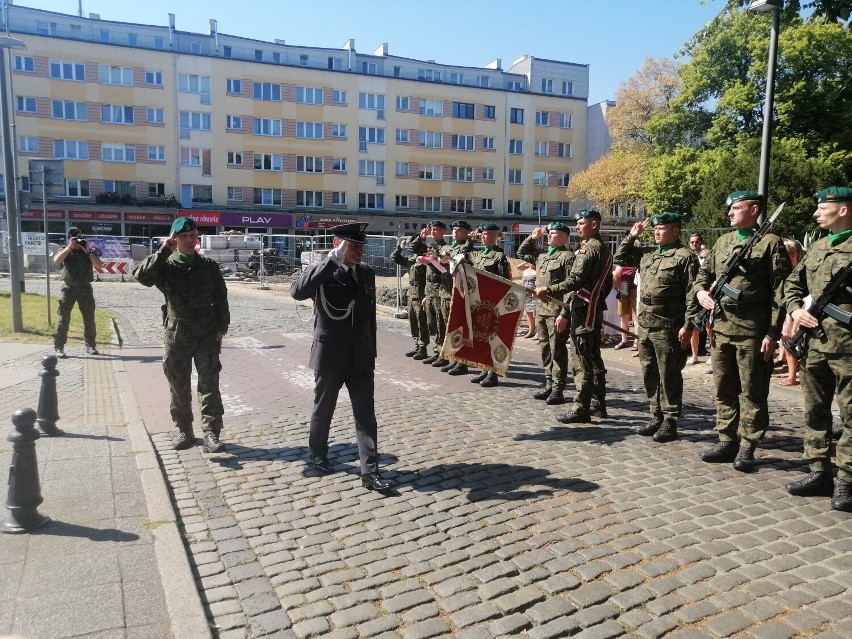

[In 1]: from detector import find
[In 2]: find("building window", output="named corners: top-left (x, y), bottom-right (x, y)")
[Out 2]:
top-left (300, 54), bottom-right (309, 66)
top-left (452, 102), bottom-right (474, 119)
top-left (482, 198), bottom-right (494, 211)
top-left (148, 146), bottom-right (165, 161)
top-left (332, 158), bottom-right (347, 172)
top-left (99, 65), bottom-right (132, 86)
top-left (66, 179), bottom-right (90, 197)
top-left (36, 21), bottom-right (57, 35)
top-left (145, 70), bottom-right (163, 86)
top-left (297, 122), bottom-right (324, 139)
top-left (478, 75), bottom-right (490, 88)
top-left (297, 191), bottom-right (323, 207)
top-left (179, 147), bottom-right (202, 166)
top-left (450, 167), bottom-right (474, 182)
top-left (483, 168), bottom-right (495, 181)
top-left (359, 93), bottom-right (385, 110)
top-left (223, 45), bottom-right (232, 58)
top-left (558, 143), bottom-right (572, 158)
top-left (534, 171), bottom-right (549, 186)
top-left (18, 137), bottom-right (39, 153)
top-left (50, 60), bottom-right (85, 81)
top-left (535, 141), bottom-right (548, 157)
top-left (359, 193), bottom-right (384, 209)
top-left (331, 124), bottom-right (347, 138)
top-left (450, 198), bottom-right (473, 213)
top-left (103, 143), bottom-right (136, 162)
top-left (560, 113), bottom-right (573, 128)
top-left (296, 86), bottom-right (324, 104)
top-left (420, 196), bottom-right (441, 212)
top-left (562, 81), bottom-right (573, 96)
top-left (395, 162), bottom-right (409, 177)
top-left (226, 151), bottom-right (243, 165)
top-left (558, 173), bottom-right (570, 187)
top-left (253, 82), bottom-right (281, 101)
top-left (147, 108), bottom-right (165, 124)
top-left (419, 99), bottom-right (442, 116)
top-left (541, 78), bottom-right (553, 93)
top-left (101, 104), bottom-right (135, 124)
top-left (190, 185), bottom-right (213, 203)
top-left (179, 111), bottom-right (211, 131)
top-left (510, 108), bottom-right (524, 124)
top-left (419, 164), bottom-right (441, 180)
top-left (253, 118), bottom-right (281, 136)
top-left (557, 202), bottom-right (571, 216)
top-left (417, 68), bottom-right (440, 82)
top-left (332, 90), bottom-right (347, 104)
top-left (536, 111), bottom-right (549, 126)
top-left (533, 201), bottom-right (547, 216)
top-left (361, 62), bottom-right (377, 74)
top-left (509, 139), bottom-right (523, 154)
top-left (103, 181), bottom-right (134, 196)
top-left (253, 153), bottom-right (282, 171)
top-left (358, 160), bottom-right (384, 177)
top-left (394, 66), bottom-right (401, 77)
top-left (395, 195), bottom-right (409, 208)
top-left (396, 96), bottom-right (409, 110)
top-left (272, 51), bottom-right (281, 63)
top-left (226, 115), bottom-right (242, 130)
top-left (149, 183), bottom-right (165, 197)
top-left (227, 187), bottom-right (243, 202)
top-left (128, 33), bottom-right (137, 46)
top-left (396, 129), bottom-right (409, 143)
top-left (52, 100), bottom-right (87, 121)
top-left (419, 131), bottom-right (442, 148)
top-left (154, 37), bottom-right (165, 50)
top-left (190, 42), bottom-right (201, 54)
top-left (451, 135), bottom-right (474, 151)
top-left (254, 188), bottom-right (282, 205)
top-left (297, 156), bottom-right (324, 173)
top-left (54, 140), bottom-right (89, 160)
top-left (328, 57), bottom-right (343, 70)
top-left (225, 79), bottom-right (242, 95)
top-left (483, 105), bottom-right (496, 119)
top-left (483, 137), bottom-right (495, 150)
top-left (99, 29), bottom-right (110, 43)
top-left (448, 72), bottom-right (463, 85)
top-left (16, 97), bottom-right (36, 113)
top-left (179, 74), bottom-right (210, 95)
top-left (15, 56), bottom-right (34, 72)
top-left (508, 169), bottom-right (523, 184)
top-left (507, 199), bottom-right (521, 215)
top-left (359, 127), bottom-right (385, 144)
top-left (332, 192), bottom-right (347, 205)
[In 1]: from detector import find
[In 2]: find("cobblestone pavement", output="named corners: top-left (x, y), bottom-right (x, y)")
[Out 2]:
top-left (9, 279), bottom-right (852, 639)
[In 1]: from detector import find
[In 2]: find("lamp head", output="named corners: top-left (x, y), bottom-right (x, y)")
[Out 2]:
top-left (748, 0), bottom-right (783, 13)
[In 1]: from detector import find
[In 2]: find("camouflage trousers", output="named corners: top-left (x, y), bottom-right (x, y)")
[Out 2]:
top-left (53, 284), bottom-right (97, 349)
top-left (536, 314), bottom-right (570, 388)
top-left (638, 326), bottom-right (687, 424)
top-left (801, 350), bottom-right (852, 481)
top-left (163, 319), bottom-right (224, 435)
top-left (408, 295), bottom-right (430, 349)
top-left (570, 317), bottom-right (607, 414)
top-left (425, 295), bottom-right (449, 356)
top-left (710, 333), bottom-right (772, 444)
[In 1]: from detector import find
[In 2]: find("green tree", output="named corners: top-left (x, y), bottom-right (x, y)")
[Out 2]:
top-left (641, 146), bottom-right (709, 215)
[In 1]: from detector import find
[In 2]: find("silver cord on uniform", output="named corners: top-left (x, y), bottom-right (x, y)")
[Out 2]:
top-left (318, 283), bottom-right (355, 325)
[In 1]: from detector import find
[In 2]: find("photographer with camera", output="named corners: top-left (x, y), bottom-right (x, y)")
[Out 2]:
top-left (52, 226), bottom-right (104, 357)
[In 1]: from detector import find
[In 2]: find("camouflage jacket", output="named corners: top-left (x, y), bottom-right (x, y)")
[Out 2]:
top-left (410, 236), bottom-right (473, 299)
top-left (784, 235), bottom-right (852, 354)
top-left (469, 247), bottom-right (511, 279)
top-left (557, 235), bottom-right (613, 325)
top-left (58, 246), bottom-right (95, 286)
top-left (516, 235), bottom-right (575, 317)
top-left (390, 236), bottom-right (427, 301)
top-left (614, 237), bottom-right (698, 331)
top-left (133, 246), bottom-right (230, 335)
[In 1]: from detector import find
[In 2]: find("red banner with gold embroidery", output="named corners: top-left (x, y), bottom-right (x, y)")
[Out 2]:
top-left (441, 262), bottom-right (525, 376)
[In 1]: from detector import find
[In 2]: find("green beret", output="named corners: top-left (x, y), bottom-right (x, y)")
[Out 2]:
top-left (574, 209), bottom-right (602, 221)
top-left (547, 221), bottom-right (571, 233)
top-left (171, 217), bottom-right (197, 234)
top-left (726, 191), bottom-right (763, 207)
top-left (451, 220), bottom-right (472, 230)
top-left (67, 226), bottom-right (82, 237)
top-left (478, 222), bottom-right (500, 231)
top-left (331, 222), bottom-right (368, 244)
top-left (650, 212), bottom-right (682, 226)
top-left (429, 219), bottom-right (447, 229)
top-left (814, 186), bottom-right (852, 203)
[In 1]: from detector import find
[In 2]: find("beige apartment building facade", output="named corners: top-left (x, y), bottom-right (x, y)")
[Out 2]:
top-left (1, 4), bottom-right (588, 239)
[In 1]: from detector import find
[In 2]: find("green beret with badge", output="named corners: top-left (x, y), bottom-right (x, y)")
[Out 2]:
top-left (547, 221), bottom-right (571, 233)
top-left (814, 186), bottom-right (852, 203)
top-left (725, 190), bottom-right (763, 207)
top-left (451, 220), bottom-right (472, 230)
top-left (650, 211), bottom-right (682, 226)
top-left (478, 222), bottom-right (500, 232)
top-left (429, 219), bottom-right (447, 229)
top-left (574, 209), bottom-right (602, 221)
top-left (171, 217), bottom-right (197, 234)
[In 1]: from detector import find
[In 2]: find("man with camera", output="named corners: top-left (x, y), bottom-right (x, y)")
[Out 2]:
top-left (52, 226), bottom-right (104, 357)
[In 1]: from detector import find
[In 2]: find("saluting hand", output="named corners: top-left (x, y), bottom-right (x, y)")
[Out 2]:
top-left (631, 218), bottom-right (650, 237)
top-left (163, 233), bottom-right (178, 252)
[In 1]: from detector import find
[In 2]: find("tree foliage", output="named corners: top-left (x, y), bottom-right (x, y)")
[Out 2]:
top-left (565, 152), bottom-right (645, 211)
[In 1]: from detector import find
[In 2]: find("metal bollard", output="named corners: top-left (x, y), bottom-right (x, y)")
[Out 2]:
top-left (37, 355), bottom-right (62, 436)
top-left (1, 408), bottom-right (50, 533)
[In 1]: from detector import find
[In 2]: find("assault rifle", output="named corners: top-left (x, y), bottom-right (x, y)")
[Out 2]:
top-left (692, 202), bottom-right (785, 332)
top-left (784, 264), bottom-right (852, 360)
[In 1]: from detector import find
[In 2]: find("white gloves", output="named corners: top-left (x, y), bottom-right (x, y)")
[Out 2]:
top-left (329, 241), bottom-right (347, 265)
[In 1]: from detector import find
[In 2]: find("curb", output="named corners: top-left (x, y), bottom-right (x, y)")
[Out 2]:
top-left (112, 346), bottom-right (212, 639)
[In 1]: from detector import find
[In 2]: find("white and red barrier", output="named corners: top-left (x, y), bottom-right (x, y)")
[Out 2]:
top-left (94, 259), bottom-right (133, 279)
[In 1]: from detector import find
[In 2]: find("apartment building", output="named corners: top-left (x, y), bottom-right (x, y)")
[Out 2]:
top-left (1, 4), bottom-right (588, 238)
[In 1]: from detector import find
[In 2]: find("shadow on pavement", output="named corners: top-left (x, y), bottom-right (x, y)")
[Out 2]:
top-left (515, 423), bottom-right (636, 446)
top-left (52, 432), bottom-right (123, 442)
top-left (33, 520), bottom-right (140, 542)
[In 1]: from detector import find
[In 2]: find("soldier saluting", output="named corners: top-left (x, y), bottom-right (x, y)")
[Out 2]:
top-left (783, 187), bottom-right (852, 511)
top-left (390, 231), bottom-right (429, 360)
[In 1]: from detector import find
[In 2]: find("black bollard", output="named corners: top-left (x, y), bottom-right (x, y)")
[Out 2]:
top-left (1, 408), bottom-right (50, 533)
top-left (37, 355), bottom-right (62, 436)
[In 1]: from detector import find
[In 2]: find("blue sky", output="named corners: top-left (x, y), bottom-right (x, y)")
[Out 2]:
top-left (16, 0), bottom-right (724, 104)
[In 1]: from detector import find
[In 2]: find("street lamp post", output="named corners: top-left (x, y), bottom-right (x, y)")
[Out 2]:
top-left (748, 0), bottom-right (783, 213)
top-left (0, 36), bottom-right (26, 332)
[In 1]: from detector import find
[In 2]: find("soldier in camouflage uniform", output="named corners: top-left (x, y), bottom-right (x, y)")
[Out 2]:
top-left (390, 231), bottom-right (429, 359)
top-left (685, 191), bottom-right (791, 472)
top-left (556, 210), bottom-right (614, 424)
top-left (615, 213), bottom-right (699, 442)
top-left (52, 227), bottom-right (104, 357)
top-left (133, 217), bottom-right (230, 453)
top-left (517, 220), bottom-right (575, 405)
top-left (410, 220), bottom-right (449, 366)
top-left (783, 187), bottom-right (852, 512)
top-left (467, 222), bottom-right (512, 387)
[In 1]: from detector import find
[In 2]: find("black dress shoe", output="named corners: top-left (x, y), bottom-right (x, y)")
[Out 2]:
top-left (361, 473), bottom-right (392, 491)
top-left (203, 433), bottom-right (226, 453)
top-left (448, 364), bottom-right (469, 376)
top-left (556, 411), bottom-right (590, 424)
top-left (533, 385), bottom-right (552, 400)
top-left (173, 430), bottom-right (195, 450)
top-left (471, 371), bottom-right (488, 384)
top-left (423, 355), bottom-right (438, 364)
top-left (637, 419), bottom-right (662, 436)
top-left (701, 440), bottom-right (738, 463)
top-left (479, 372), bottom-right (498, 387)
top-left (786, 471), bottom-right (834, 497)
top-left (831, 479), bottom-right (852, 512)
top-left (311, 455), bottom-right (334, 474)
top-left (653, 421), bottom-right (677, 443)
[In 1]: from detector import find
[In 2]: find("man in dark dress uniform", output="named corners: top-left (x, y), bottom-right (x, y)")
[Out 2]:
top-left (290, 223), bottom-right (391, 492)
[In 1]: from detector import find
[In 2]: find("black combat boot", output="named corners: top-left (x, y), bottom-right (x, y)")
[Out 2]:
top-left (412, 346), bottom-right (428, 360)
top-left (636, 419), bottom-right (662, 436)
top-left (441, 361), bottom-right (457, 372)
top-left (173, 429), bottom-right (195, 451)
top-left (533, 384), bottom-right (552, 400)
top-left (480, 372), bottom-right (498, 388)
top-left (471, 370), bottom-right (488, 384)
top-left (423, 354), bottom-right (438, 364)
top-left (653, 421), bottom-right (677, 443)
top-left (786, 471), bottom-right (834, 497)
top-left (589, 402), bottom-right (608, 418)
top-left (448, 364), bottom-right (469, 376)
top-left (546, 387), bottom-right (565, 405)
top-left (556, 411), bottom-right (591, 424)
top-left (700, 440), bottom-right (738, 463)
top-left (432, 358), bottom-right (450, 367)
top-left (733, 441), bottom-right (757, 473)
top-left (831, 479), bottom-right (852, 512)
top-left (405, 346), bottom-right (419, 357)
top-left (203, 432), bottom-right (226, 454)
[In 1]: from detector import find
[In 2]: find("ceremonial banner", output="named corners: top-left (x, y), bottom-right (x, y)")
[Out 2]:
top-left (441, 261), bottom-right (525, 375)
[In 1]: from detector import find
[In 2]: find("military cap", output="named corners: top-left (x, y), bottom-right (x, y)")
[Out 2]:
top-left (451, 220), bottom-right (472, 230)
top-left (67, 226), bottom-right (82, 237)
top-left (814, 186), bottom-right (852, 203)
top-left (429, 219), bottom-right (447, 229)
top-left (547, 221), bottom-right (571, 233)
top-left (478, 222), bottom-right (500, 232)
top-left (726, 190), bottom-right (763, 207)
top-left (331, 222), bottom-right (368, 244)
top-left (574, 209), bottom-right (602, 221)
top-left (650, 211), bottom-right (682, 226)
top-left (171, 217), bottom-right (197, 234)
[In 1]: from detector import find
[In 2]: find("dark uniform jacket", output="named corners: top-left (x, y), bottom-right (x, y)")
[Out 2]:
top-left (290, 256), bottom-right (377, 373)
top-left (517, 236), bottom-right (575, 317)
top-left (59, 245), bottom-right (95, 286)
